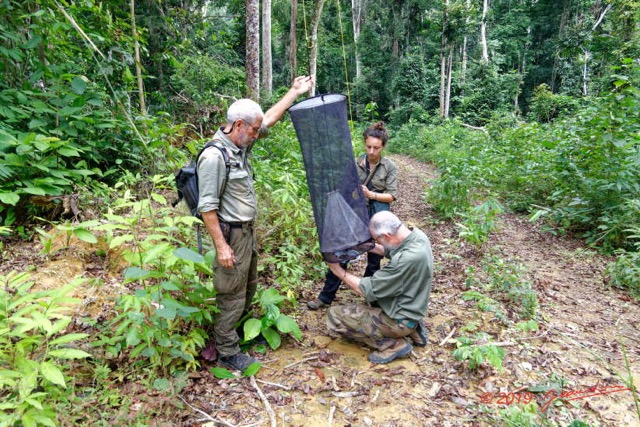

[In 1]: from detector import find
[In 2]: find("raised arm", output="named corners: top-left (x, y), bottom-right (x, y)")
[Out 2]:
top-left (262, 75), bottom-right (314, 128)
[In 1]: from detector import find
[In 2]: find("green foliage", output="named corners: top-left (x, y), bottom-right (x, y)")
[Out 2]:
top-left (0, 131), bottom-right (97, 223)
top-left (169, 54), bottom-right (244, 126)
top-left (89, 178), bottom-right (215, 376)
top-left (453, 332), bottom-right (506, 371)
top-left (494, 404), bottom-right (541, 427)
top-left (398, 62), bottom-right (640, 257)
top-left (242, 288), bottom-right (303, 351)
top-left (253, 123), bottom-right (325, 291)
top-left (466, 255), bottom-right (539, 321)
top-left (456, 199), bottom-right (503, 247)
top-left (607, 225), bottom-right (640, 298)
top-left (0, 271), bottom-right (92, 426)
top-left (528, 84), bottom-right (581, 123)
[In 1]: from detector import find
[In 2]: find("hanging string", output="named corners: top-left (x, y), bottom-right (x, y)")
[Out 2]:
top-left (335, 0), bottom-right (352, 122)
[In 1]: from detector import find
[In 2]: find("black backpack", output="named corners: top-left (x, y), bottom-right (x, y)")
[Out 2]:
top-left (173, 141), bottom-right (231, 252)
top-left (174, 140), bottom-right (231, 218)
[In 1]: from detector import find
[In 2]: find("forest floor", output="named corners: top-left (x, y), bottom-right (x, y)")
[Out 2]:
top-left (2, 154), bottom-right (639, 426)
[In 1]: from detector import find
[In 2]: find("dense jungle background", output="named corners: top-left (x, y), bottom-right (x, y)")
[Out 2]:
top-left (1, 0), bottom-right (639, 426)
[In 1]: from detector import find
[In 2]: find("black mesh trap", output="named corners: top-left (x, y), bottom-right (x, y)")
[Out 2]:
top-left (289, 94), bottom-right (375, 262)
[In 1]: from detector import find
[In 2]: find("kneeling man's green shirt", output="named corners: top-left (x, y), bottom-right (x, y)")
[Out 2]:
top-left (358, 228), bottom-right (433, 323)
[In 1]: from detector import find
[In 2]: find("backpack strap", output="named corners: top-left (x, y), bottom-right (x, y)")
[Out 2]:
top-left (196, 141), bottom-right (231, 194)
top-left (195, 140), bottom-right (231, 254)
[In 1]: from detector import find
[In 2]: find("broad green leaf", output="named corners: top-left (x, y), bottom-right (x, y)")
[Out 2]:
top-left (28, 118), bottom-right (47, 129)
top-left (49, 333), bottom-right (89, 346)
top-left (21, 413), bottom-right (36, 427)
top-left (275, 315), bottom-right (303, 341)
top-left (210, 367), bottom-right (235, 379)
top-left (156, 307), bottom-right (177, 320)
top-left (241, 362), bottom-right (261, 377)
top-left (153, 378), bottom-right (171, 391)
top-left (71, 76), bottom-right (87, 94)
top-left (22, 186), bottom-right (47, 196)
top-left (73, 228), bottom-right (97, 243)
top-left (243, 318), bottom-right (262, 341)
top-left (0, 192), bottom-right (20, 205)
top-left (25, 397), bottom-right (43, 410)
top-left (125, 328), bottom-right (141, 346)
top-left (160, 281), bottom-right (181, 291)
top-left (40, 361), bottom-right (66, 387)
top-left (123, 267), bottom-right (151, 281)
top-left (109, 234), bottom-right (133, 248)
top-left (261, 327), bottom-right (281, 350)
top-left (259, 288), bottom-right (286, 306)
top-left (142, 242), bottom-right (172, 264)
top-left (57, 147), bottom-right (81, 157)
top-left (173, 247), bottom-right (205, 263)
top-left (47, 348), bottom-right (91, 359)
top-left (151, 193), bottom-right (167, 204)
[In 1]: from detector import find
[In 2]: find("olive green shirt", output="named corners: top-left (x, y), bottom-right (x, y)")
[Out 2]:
top-left (197, 129), bottom-right (256, 222)
top-left (356, 154), bottom-right (398, 200)
top-left (358, 228), bottom-right (433, 322)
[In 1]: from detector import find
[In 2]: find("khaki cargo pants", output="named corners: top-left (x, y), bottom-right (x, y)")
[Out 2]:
top-left (327, 303), bottom-right (414, 351)
top-left (212, 223), bottom-right (258, 358)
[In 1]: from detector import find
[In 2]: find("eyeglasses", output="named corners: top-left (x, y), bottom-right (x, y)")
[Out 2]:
top-left (240, 120), bottom-right (261, 134)
top-left (372, 233), bottom-right (386, 244)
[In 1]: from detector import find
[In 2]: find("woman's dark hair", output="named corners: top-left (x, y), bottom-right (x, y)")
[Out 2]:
top-left (363, 121), bottom-right (389, 146)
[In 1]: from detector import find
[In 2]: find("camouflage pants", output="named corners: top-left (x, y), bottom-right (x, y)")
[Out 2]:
top-left (213, 223), bottom-right (258, 357)
top-left (327, 304), bottom-right (414, 351)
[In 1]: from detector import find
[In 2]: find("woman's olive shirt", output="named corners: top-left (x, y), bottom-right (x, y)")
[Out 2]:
top-left (356, 154), bottom-right (398, 200)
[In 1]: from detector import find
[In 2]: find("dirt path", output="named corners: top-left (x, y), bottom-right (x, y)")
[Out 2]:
top-left (179, 153), bottom-right (640, 426)
top-left (2, 154), bottom-right (638, 426)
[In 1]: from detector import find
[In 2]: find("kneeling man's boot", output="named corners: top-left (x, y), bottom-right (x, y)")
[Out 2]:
top-left (368, 340), bottom-right (413, 364)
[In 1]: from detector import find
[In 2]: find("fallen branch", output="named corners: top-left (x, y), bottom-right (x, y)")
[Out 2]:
top-left (461, 123), bottom-right (487, 132)
top-left (284, 355), bottom-right (318, 369)
top-left (250, 376), bottom-right (276, 427)
top-left (470, 341), bottom-right (516, 348)
top-left (439, 327), bottom-right (457, 346)
top-left (328, 405), bottom-right (336, 427)
top-left (178, 395), bottom-right (236, 427)
top-left (256, 379), bottom-right (291, 390)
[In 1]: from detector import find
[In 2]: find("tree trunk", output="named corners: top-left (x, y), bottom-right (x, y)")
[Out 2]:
top-left (130, 0), bottom-right (146, 115)
top-left (551, 0), bottom-right (569, 92)
top-left (444, 48), bottom-right (453, 119)
top-left (351, 0), bottom-right (365, 80)
top-left (309, 0), bottom-right (325, 97)
top-left (439, 0), bottom-right (448, 118)
top-left (480, 0), bottom-right (489, 64)
top-left (289, 0), bottom-right (298, 81)
top-left (261, 0), bottom-right (273, 98)
top-left (246, 0), bottom-right (260, 101)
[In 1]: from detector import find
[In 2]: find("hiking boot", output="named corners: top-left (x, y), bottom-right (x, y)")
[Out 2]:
top-left (409, 319), bottom-right (428, 347)
top-left (218, 352), bottom-right (258, 372)
top-left (368, 340), bottom-right (413, 364)
top-left (307, 299), bottom-right (329, 310)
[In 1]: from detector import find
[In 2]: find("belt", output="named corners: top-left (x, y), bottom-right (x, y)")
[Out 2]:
top-left (226, 220), bottom-right (254, 229)
top-left (396, 319), bottom-right (417, 329)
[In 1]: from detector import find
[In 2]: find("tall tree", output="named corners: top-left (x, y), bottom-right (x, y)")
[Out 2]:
top-left (439, 0), bottom-right (450, 118)
top-left (351, 0), bottom-right (366, 79)
top-left (262, 0), bottom-right (273, 98)
top-left (309, 0), bottom-right (326, 96)
top-left (480, 0), bottom-right (489, 63)
top-left (290, 0), bottom-right (298, 81)
top-left (246, 0), bottom-right (260, 100)
top-left (130, 0), bottom-right (146, 116)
